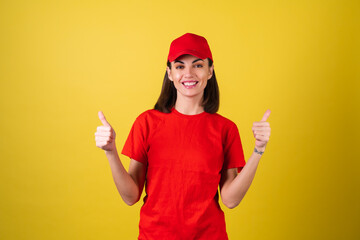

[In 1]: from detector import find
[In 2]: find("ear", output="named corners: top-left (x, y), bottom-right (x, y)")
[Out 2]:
top-left (167, 66), bottom-right (173, 81)
top-left (208, 64), bottom-right (214, 80)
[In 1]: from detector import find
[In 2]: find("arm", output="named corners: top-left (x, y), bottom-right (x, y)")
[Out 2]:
top-left (220, 109), bottom-right (271, 209)
top-left (219, 147), bottom-right (264, 209)
top-left (95, 111), bottom-right (146, 206)
top-left (105, 149), bottom-right (146, 206)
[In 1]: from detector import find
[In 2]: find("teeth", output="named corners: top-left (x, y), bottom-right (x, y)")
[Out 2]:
top-left (183, 82), bottom-right (197, 86)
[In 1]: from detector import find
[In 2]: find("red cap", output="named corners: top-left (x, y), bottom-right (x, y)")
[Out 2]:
top-left (167, 33), bottom-right (213, 62)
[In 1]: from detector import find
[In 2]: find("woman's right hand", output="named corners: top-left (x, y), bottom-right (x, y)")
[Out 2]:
top-left (95, 111), bottom-right (117, 152)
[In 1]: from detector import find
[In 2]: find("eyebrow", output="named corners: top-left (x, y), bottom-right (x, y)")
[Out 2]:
top-left (174, 59), bottom-right (204, 64)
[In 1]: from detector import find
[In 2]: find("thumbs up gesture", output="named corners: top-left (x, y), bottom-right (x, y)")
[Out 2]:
top-left (95, 111), bottom-right (117, 152)
top-left (252, 109), bottom-right (271, 151)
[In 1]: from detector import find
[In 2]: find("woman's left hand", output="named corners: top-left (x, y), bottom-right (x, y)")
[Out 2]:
top-left (252, 109), bottom-right (271, 150)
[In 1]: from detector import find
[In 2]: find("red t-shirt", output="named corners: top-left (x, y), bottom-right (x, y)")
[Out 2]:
top-left (122, 108), bottom-right (246, 240)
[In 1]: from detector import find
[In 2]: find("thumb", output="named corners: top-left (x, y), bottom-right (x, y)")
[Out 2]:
top-left (260, 109), bottom-right (271, 122)
top-left (98, 111), bottom-right (111, 127)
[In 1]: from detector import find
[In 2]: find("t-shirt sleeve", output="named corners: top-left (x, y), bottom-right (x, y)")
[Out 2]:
top-left (121, 114), bottom-right (148, 165)
top-left (223, 122), bottom-right (246, 173)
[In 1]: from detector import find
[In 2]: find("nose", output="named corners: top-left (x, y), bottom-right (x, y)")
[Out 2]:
top-left (183, 66), bottom-right (194, 78)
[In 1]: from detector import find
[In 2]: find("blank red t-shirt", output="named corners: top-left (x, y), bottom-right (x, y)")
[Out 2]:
top-left (121, 108), bottom-right (246, 240)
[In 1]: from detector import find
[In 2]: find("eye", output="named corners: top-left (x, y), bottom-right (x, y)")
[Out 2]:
top-left (175, 65), bottom-right (184, 69)
top-left (194, 64), bottom-right (203, 68)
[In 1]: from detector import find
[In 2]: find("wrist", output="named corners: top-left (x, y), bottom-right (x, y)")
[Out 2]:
top-left (105, 148), bottom-right (118, 155)
top-left (254, 146), bottom-right (266, 155)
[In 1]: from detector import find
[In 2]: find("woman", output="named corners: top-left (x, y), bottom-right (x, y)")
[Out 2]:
top-left (95, 33), bottom-right (271, 239)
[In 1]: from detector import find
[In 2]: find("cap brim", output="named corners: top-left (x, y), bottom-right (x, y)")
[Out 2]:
top-left (168, 49), bottom-right (207, 62)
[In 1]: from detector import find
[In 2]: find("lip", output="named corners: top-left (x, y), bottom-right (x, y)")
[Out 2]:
top-left (181, 81), bottom-right (199, 89)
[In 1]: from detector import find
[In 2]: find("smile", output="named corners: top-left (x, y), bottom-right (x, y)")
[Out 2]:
top-left (182, 81), bottom-right (198, 89)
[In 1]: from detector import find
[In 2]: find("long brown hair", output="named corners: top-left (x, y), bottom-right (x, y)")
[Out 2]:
top-left (154, 59), bottom-right (219, 113)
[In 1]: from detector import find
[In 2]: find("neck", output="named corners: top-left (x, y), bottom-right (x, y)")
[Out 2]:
top-left (175, 94), bottom-right (204, 115)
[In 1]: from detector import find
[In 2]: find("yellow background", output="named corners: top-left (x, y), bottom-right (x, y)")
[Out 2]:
top-left (1, 0), bottom-right (359, 239)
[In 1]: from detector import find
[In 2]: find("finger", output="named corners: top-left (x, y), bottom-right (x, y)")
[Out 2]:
top-left (252, 126), bottom-right (271, 131)
top-left (253, 130), bottom-right (271, 137)
top-left (255, 135), bottom-right (270, 142)
top-left (260, 109), bottom-right (271, 122)
top-left (253, 122), bottom-right (270, 127)
top-left (253, 133), bottom-right (270, 140)
top-left (95, 136), bottom-right (111, 141)
top-left (95, 136), bottom-right (113, 143)
top-left (96, 141), bottom-right (109, 148)
top-left (98, 111), bottom-right (111, 127)
top-left (95, 131), bottom-right (112, 137)
top-left (96, 126), bottom-right (112, 132)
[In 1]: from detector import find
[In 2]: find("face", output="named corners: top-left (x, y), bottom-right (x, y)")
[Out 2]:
top-left (167, 54), bottom-right (214, 101)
